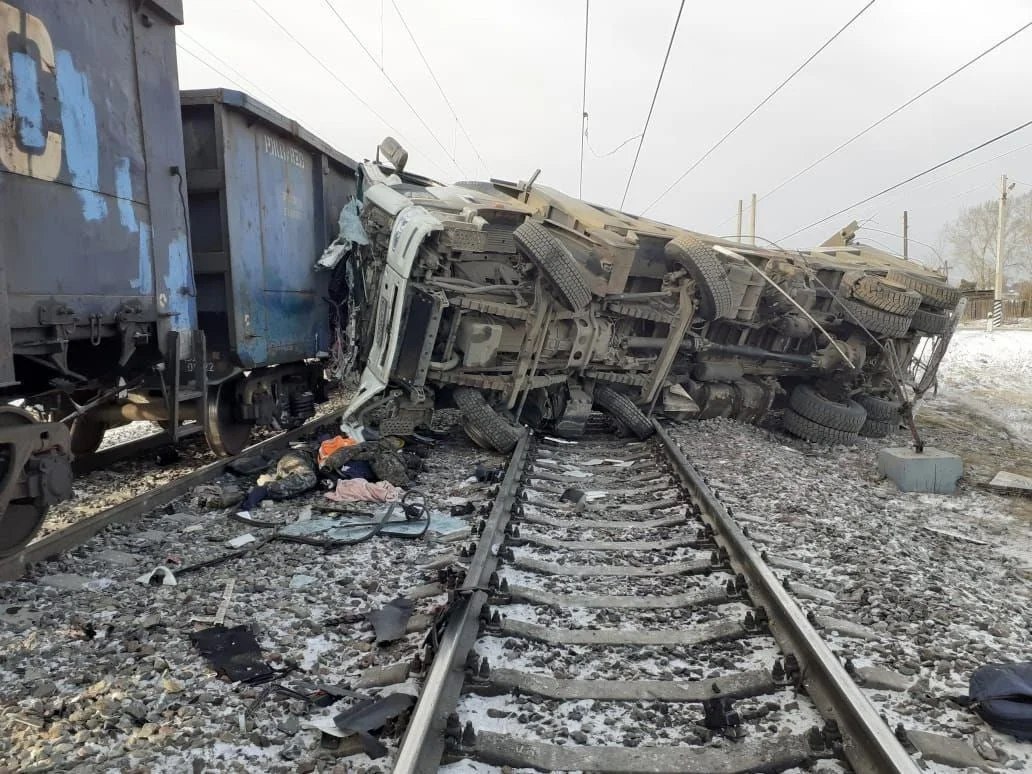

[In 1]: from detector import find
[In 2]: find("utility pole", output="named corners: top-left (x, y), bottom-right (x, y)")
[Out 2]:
top-left (902, 211), bottom-right (908, 259)
top-left (993, 174), bottom-right (1010, 330)
top-left (749, 193), bottom-right (757, 246)
top-left (736, 199), bottom-right (743, 242)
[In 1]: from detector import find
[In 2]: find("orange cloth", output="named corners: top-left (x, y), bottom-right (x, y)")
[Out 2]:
top-left (318, 435), bottom-right (357, 465)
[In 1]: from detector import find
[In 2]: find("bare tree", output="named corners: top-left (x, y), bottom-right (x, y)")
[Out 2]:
top-left (941, 191), bottom-right (1029, 289)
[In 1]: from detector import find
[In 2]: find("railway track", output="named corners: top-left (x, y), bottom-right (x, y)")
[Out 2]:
top-left (395, 420), bottom-right (919, 773)
top-left (0, 408), bottom-right (347, 582)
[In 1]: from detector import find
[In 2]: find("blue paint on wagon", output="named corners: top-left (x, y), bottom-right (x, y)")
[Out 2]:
top-left (54, 50), bottom-right (106, 222)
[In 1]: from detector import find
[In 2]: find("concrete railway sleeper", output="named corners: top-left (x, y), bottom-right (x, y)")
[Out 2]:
top-left (395, 421), bottom-right (920, 773)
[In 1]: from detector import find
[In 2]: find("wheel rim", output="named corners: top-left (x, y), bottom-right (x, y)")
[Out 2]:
top-left (0, 407), bottom-right (47, 557)
top-left (204, 381), bottom-right (254, 457)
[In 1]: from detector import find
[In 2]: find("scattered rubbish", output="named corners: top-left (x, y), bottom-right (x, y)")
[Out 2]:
top-left (190, 624), bottom-right (275, 685)
top-left (543, 436), bottom-right (578, 445)
top-left (192, 579), bottom-right (237, 626)
top-left (355, 662), bottom-right (411, 688)
top-left (318, 435), bottom-right (358, 465)
top-left (240, 485), bottom-right (270, 511)
top-left (316, 199), bottom-right (369, 270)
top-left (321, 438), bottom-right (411, 486)
top-left (255, 449), bottom-right (319, 500)
top-left (332, 692), bottom-right (416, 758)
top-left (450, 500), bottom-right (474, 516)
top-left (226, 534), bottom-right (257, 549)
top-left (957, 662), bottom-right (1032, 740)
top-left (135, 566), bottom-right (177, 586)
top-left (325, 478), bottom-right (403, 503)
top-left (366, 597), bottom-right (415, 643)
top-left (988, 470), bottom-right (1032, 494)
top-left (190, 483), bottom-right (245, 510)
top-left (289, 574), bottom-right (317, 589)
top-left (227, 454), bottom-right (272, 476)
top-left (475, 464), bottom-right (504, 483)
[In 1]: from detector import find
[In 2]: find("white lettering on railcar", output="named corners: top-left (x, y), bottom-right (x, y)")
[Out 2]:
top-left (263, 135), bottom-right (306, 169)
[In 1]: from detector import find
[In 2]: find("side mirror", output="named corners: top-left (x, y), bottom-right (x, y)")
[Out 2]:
top-left (377, 137), bottom-right (408, 173)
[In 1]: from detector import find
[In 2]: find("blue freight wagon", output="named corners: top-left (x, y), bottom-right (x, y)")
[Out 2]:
top-left (0, 0), bottom-right (357, 555)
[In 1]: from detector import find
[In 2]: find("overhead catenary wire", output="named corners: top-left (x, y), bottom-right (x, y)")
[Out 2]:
top-left (642, 0), bottom-right (877, 215)
top-left (177, 30), bottom-right (291, 115)
top-left (579, 0), bottom-right (590, 197)
top-left (247, 0), bottom-right (451, 178)
top-left (391, 0), bottom-right (490, 176)
top-left (779, 118), bottom-right (1032, 241)
top-left (322, 0), bottom-right (465, 176)
top-left (619, 0), bottom-right (685, 209)
top-left (735, 18), bottom-right (1032, 224)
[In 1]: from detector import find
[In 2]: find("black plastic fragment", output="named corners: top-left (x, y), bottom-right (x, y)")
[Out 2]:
top-left (333, 692), bottom-right (416, 758)
top-left (189, 624), bottom-right (274, 684)
top-left (366, 597), bottom-right (415, 643)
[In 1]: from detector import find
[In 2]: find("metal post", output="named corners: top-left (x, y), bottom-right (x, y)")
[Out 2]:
top-left (902, 210), bottom-right (908, 259)
top-left (993, 175), bottom-right (1008, 330)
top-left (736, 199), bottom-right (743, 242)
top-left (749, 193), bottom-right (756, 246)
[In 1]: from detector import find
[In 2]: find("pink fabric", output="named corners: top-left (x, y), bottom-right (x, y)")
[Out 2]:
top-left (325, 478), bottom-right (403, 503)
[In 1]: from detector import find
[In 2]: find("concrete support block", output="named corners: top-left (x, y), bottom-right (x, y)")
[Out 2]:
top-left (877, 447), bottom-right (962, 494)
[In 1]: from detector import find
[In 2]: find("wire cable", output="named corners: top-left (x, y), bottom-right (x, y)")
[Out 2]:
top-left (322, 0), bottom-right (465, 176)
top-left (780, 118), bottom-right (1032, 241)
top-left (642, 0), bottom-right (876, 215)
top-left (177, 31), bottom-right (291, 115)
top-left (391, 0), bottom-right (490, 176)
top-left (738, 18), bottom-right (1032, 224)
top-left (579, 0), bottom-right (590, 197)
top-left (619, 0), bottom-right (685, 209)
top-left (248, 0), bottom-right (450, 178)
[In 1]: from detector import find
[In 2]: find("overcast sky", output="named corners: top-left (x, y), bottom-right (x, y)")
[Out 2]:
top-left (175, 0), bottom-right (1032, 278)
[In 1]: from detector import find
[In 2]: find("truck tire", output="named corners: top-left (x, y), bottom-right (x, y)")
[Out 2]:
top-left (593, 385), bottom-right (654, 439)
top-left (788, 384), bottom-right (867, 432)
top-left (859, 417), bottom-right (895, 438)
top-left (839, 298), bottom-right (912, 338)
top-left (513, 220), bottom-right (592, 312)
top-left (783, 408), bottom-right (858, 445)
top-left (665, 235), bottom-right (735, 320)
top-left (855, 393), bottom-right (900, 421)
top-left (850, 276), bottom-right (922, 317)
top-left (884, 270), bottom-right (961, 311)
top-left (454, 388), bottom-right (521, 453)
top-left (910, 307), bottom-right (950, 335)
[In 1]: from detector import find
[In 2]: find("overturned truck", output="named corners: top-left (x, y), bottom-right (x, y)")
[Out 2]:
top-left (336, 143), bottom-right (961, 451)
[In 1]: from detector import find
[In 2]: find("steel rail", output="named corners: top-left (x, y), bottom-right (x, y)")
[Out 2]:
top-left (653, 421), bottom-right (919, 774)
top-left (0, 409), bottom-right (348, 582)
top-left (393, 431), bottom-right (531, 774)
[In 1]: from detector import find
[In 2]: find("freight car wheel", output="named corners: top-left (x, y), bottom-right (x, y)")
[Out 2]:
top-left (69, 417), bottom-right (107, 456)
top-left (0, 408), bottom-right (48, 557)
top-left (204, 381), bottom-right (254, 457)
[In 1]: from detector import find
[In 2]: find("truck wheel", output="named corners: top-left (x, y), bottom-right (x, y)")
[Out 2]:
top-left (910, 307), bottom-right (950, 335)
top-left (884, 270), bottom-right (960, 311)
top-left (513, 220), bottom-right (592, 312)
top-left (839, 298), bottom-right (912, 338)
top-left (665, 235), bottom-right (735, 320)
top-left (69, 417), bottom-right (107, 456)
top-left (788, 384), bottom-right (867, 432)
top-left (593, 385), bottom-right (654, 439)
top-left (783, 408), bottom-right (859, 446)
top-left (855, 393), bottom-right (900, 421)
top-left (850, 276), bottom-right (922, 317)
top-left (454, 388), bottom-right (521, 453)
top-left (859, 417), bottom-right (895, 438)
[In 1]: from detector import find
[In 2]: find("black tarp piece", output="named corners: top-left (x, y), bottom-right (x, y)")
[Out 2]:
top-left (333, 692), bottom-right (415, 758)
top-left (190, 624), bottom-right (275, 684)
top-left (366, 598), bottom-right (414, 643)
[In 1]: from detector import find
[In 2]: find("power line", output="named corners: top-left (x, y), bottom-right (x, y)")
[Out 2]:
top-left (247, 0), bottom-right (450, 178)
top-left (619, 0), bottom-right (685, 209)
top-left (177, 30), bottom-right (290, 115)
top-left (579, 0), bottom-right (590, 197)
top-left (390, 0), bottom-right (490, 176)
top-left (779, 118), bottom-right (1032, 241)
top-left (642, 0), bottom-right (876, 215)
top-left (322, 0), bottom-right (465, 176)
top-left (176, 43), bottom-right (250, 93)
top-left (746, 19), bottom-right (1032, 220)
